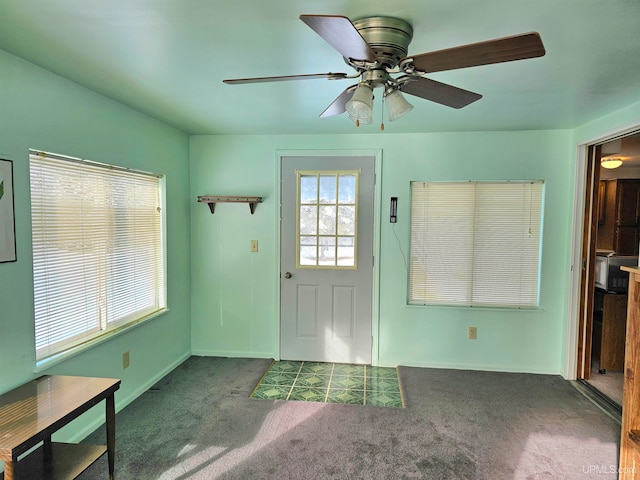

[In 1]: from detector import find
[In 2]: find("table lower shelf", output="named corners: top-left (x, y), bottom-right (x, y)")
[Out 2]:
top-left (2, 442), bottom-right (107, 480)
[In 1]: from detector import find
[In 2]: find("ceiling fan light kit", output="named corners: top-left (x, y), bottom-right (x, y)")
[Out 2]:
top-left (385, 88), bottom-right (414, 122)
top-left (345, 83), bottom-right (374, 121)
top-left (224, 14), bottom-right (546, 129)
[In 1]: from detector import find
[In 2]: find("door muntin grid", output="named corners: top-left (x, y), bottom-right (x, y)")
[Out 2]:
top-left (296, 170), bottom-right (359, 269)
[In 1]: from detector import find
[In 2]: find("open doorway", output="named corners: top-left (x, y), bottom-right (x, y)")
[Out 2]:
top-left (576, 130), bottom-right (640, 410)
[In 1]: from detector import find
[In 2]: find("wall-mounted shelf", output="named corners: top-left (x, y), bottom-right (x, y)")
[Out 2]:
top-left (197, 196), bottom-right (263, 214)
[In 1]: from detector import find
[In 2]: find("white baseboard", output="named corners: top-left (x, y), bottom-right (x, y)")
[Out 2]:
top-left (68, 351), bottom-right (191, 443)
top-left (190, 349), bottom-right (276, 359)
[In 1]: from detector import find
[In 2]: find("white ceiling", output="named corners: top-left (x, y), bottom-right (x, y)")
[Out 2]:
top-left (1, 0), bottom-right (639, 135)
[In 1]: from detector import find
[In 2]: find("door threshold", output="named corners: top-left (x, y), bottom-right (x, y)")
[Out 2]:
top-left (573, 380), bottom-right (621, 424)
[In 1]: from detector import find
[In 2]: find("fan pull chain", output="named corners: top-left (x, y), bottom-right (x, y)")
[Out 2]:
top-left (380, 95), bottom-right (385, 131)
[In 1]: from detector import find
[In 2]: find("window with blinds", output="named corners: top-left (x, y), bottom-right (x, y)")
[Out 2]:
top-left (409, 181), bottom-right (543, 308)
top-left (30, 151), bottom-right (166, 362)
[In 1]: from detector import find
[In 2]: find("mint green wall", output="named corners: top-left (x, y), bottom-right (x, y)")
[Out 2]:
top-left (0, 50), bottom-right (191, 440)
top-left (191, 130), bottom-right (574, 374)
top-left (378, 131), bottom-right (574, 373)
top-left (190, 136), bottom-right (279, 358)
top-left (1, 35), bottom-right (635, 460)
top-left (572, 100), bottom-right (640, 146)
top-left (4, 41), bottom-right (635, 449)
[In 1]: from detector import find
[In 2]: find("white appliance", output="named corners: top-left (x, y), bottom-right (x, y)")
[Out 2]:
top-left (595, 252), bottom-right (638, 293)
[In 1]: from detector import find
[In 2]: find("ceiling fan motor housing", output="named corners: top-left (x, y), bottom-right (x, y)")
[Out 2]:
top-left (352, 16), bottom-right (413, 69)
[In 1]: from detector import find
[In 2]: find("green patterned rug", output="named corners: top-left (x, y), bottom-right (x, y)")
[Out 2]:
top-left (250, 360), bottom-right (404, 408)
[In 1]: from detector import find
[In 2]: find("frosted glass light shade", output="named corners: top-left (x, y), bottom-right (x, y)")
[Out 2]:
top-left (386, 89), bottom-right (413, 121)
top-left (601, 157), bottom-right (623, 169)
top-left (345, 84), bottom-right (374, 120)
top-left (349, 113), bottom-right (372, 125)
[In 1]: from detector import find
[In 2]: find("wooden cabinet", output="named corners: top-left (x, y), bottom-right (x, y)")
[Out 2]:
top-left (598, 180), bottom-right (607, 225)
top-left (619, 267), bottom-right (640, 478)
top-left (593, 290), bottom-right (627, 372)
top-left (618, 182), bottom-right (640, 226)
top-left (597, 179), bottom-right (640, 255)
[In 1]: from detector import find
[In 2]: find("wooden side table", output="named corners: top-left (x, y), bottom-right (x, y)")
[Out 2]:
top-left (0, 375), bottom-right (120, 480)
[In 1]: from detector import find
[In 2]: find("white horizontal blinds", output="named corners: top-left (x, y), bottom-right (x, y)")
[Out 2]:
top-left (409, 182), bottom-right (475, 304)
top-left (30, 152), bottom-right (165, 360)
top-left (471, 182), bottom-right (542, 307)
top-left (409, 181), bottom-right (543, 308)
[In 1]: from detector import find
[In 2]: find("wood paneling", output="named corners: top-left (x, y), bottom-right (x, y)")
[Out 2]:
top-left (619, 267), bottom-right (640, 478)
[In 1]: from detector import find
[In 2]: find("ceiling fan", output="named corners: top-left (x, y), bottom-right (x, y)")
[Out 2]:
top-left (223, 15), bottom-right (546, 126)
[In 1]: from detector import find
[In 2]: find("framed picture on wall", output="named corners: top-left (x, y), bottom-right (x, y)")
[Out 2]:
top-left (0, 159), bottom-right (17, 263)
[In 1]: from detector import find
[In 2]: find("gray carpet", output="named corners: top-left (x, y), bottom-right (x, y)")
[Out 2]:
top-left (78, 356), bottom-right (620, 479)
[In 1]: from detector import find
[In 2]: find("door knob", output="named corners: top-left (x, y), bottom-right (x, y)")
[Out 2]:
top-left (283, 272), bottom-right (292, 279)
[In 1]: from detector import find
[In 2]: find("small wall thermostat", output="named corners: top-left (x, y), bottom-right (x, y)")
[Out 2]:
top-left (390, 197), bottom-right (398, 223)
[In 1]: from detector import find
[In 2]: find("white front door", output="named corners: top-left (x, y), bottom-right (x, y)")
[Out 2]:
top-left (280, 155), bottom-right (375, 364)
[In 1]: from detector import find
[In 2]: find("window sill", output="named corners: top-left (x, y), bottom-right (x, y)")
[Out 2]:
top-left (34, 308), bottom-right (169, 373)
top-left (406, 303), bottom-right (544, 312)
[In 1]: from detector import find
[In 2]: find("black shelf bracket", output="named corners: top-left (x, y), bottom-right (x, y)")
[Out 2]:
top-left (197, 196), bottom-right (263, 215)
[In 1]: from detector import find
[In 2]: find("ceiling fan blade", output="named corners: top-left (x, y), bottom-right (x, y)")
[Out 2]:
top-left (407, 32), bottom-right (545, 74)
top-left (319, 86), bottom-right (357, 117)
top-left (399, 77), bottom-right (482, 109)
top-left (224, 72), bottom-right (348, 84)
top-left (300, 14), bottom-right (378, 62)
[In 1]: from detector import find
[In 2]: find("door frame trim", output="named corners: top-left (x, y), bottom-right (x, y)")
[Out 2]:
top-left (275, 149), bottom-right (383, 364)
top-left (568, 121), bottom-right (640, 379)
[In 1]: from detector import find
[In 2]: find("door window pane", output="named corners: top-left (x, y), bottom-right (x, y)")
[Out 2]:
top-left (300, 246), bottom-right (317, 266)
top-left (319, 205), bottom-right (337, 235)
top-left (337, 206), bottom-right (356, 235)
top-left (299, 206), bottom-right (317, 235)
top-left (300, 235), bottom-right (317, 266)
top-left (338, 175), bottom-right (356, 203)
top-left (319, 175), bottom-right (337, 204)
top-left (337, 236), bottom-right (355, 266)
top-left (318, 236), bottom-right (336, 265)
top-left (297, 170), bottom-right (358, 269)
top-left (300, 175), bottom-right (318, 203)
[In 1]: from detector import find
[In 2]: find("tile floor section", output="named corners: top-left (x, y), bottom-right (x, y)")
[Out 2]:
top-left (250, 361), bottom-right (404, 408)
